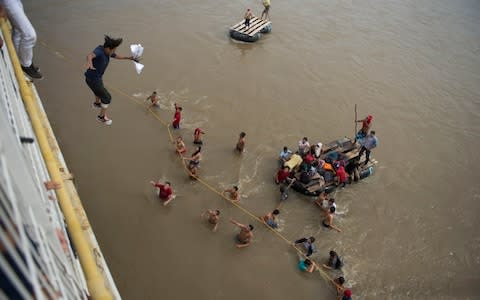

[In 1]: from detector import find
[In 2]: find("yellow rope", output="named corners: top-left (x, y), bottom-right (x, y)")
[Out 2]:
top-left (38, 40), bottom-right (339, 288)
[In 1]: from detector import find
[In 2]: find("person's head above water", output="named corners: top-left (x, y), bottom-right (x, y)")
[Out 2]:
top-left (233, 186), bottom-right (239, 191)
top-left (308, 236), bottom-right (315, 243)
top-left (240, 132), bottom-right (246, 138)
top-left (329, 250), bottom-right (337, 257)
top-left (215, 210), bottom-right (220, 215)
top-left (272, 209), bottom-right (280, 215)
top-left (248, 224), bottom-right (254, 231)
top-left (283, 146), bottom-right (288, 151)
top-left (329, 206), bottom-right (336, 213)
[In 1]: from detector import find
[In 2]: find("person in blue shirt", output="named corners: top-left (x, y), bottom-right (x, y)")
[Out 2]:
top-left (297, 258), bottom-right (316, 273)
top-left (278, 146), bottom-right (292, 166)
top-left (85, 35), bottom-right (136, 125)
top-left (293, 236), bottom-right (316, 256)
top-left (358, 130), bottom-right (378, 164)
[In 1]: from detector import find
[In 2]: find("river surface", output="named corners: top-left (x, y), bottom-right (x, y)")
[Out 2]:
top-left (26, 0), bottom-right (480, 299)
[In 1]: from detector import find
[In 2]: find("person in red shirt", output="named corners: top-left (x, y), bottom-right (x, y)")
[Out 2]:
top-left (150, 180), bottom-right (175, 206)
top-left (194, 128), bottom-right (205, 145)
top-left (356, 115), bottom-right (373, 135)
top-left (275, 166), bottom-right (290, 184)
top-left (172, 103), bottom-right (182, 129)
top-left (335, 163), bottom-right (348, 188)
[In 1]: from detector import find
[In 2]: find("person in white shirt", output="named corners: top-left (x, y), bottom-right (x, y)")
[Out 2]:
top-left (298, 137), bottom-right (310, 156)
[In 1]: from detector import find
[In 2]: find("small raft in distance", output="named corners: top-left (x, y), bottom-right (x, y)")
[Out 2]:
top-left (229, 17), bottom-right (272, 43)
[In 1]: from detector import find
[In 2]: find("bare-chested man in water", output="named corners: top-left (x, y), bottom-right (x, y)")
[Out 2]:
top-left (222, 186), bottom-right (240, 202)
top-left (201, 209), bottom-right (220, 232)
top-left (230, 219), bottom-right (254, 248)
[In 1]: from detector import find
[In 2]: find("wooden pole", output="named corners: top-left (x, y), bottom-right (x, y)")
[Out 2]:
top-left (354, 104), bottom-right (358, 141)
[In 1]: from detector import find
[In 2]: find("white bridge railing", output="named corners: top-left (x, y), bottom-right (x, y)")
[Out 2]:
top-left (0, 27), bottom-right (118, 299)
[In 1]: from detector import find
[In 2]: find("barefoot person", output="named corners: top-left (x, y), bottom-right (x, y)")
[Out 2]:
top-left (261, 209), bottom-right (280, 228)
top-left (193, 127), bottom-right (205, 145)
top-left (274, 166), bottom-right (290, 184)
top-left (85, 35), bottom-right (136, 125)
top-left (323, 206), bottom-right (342, 232)
top-left (183, 146), bottom-right (202, 177)
top-left (356, 115), bottom-right (373, 135)
top-left (261, 0), bottom-right (271, 20)
top-left (172, 103), bottom-right (182, 129)
top-left (146, 91), bottom-right (159, 107)
top-left (298, 258), bottom-right (316, 273)
top-left (222, 186), bottom-right (240, 202)
top-left (244, 8), bottom-right (254, 28)
top-left (150, 180), bottom-right (175, 206)
top-left (333, 276), bottom-right (346, 296)
top-left (322, 250), bottom-right (344, 270)
top-left (294, 237), bottom-right (316, 257)
top-left (236, 132), bottom-right (246, 153)
top-left (230, 219), bottom-right (254, 248)
top-left (201, 209), bottom-right (220, 232)
top-left (173, 136), bottom-right (187, 155)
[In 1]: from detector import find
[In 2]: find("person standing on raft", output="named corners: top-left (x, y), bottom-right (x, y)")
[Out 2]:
top-left (244, 8), bottom-right (254, 28)
top-left (261, 0), bottom-right (271, 20)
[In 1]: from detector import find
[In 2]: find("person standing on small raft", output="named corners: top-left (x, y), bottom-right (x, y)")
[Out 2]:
top-left (244, 8), bottom-right (253, 28)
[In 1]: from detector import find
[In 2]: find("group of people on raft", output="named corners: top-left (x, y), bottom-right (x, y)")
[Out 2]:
top-left (275, 114), bottom-right (378, 192)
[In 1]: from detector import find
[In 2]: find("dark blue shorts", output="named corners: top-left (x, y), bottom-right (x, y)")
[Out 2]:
top-left (85, 77), bottom-right (111, 104)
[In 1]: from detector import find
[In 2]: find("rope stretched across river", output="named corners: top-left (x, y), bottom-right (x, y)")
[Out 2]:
top-left (38, 40), bottom-right (340, 289)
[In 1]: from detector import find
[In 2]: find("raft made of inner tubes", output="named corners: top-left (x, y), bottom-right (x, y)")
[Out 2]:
top-left (229, 17), bottom-right (272, 43)
top-left (285, 137), bottom-right (378, 197)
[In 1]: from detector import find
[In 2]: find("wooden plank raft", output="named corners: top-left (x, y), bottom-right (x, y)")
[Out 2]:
top-left (230, 17), bottom-right (271, 37)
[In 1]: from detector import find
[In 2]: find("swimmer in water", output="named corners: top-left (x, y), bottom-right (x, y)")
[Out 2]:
top-left (322, 206), bottom-right (341, 232)
top-left (236, 132), bottom-right (246, 153)
top-left (173, 136), bottom-right (187, 155)
top-left (201, 209), bottom-right (220, 232)
top-left (297, 258), bottom-right (316, 273)
top-left (260, 209), bottom-right (280, 228)
top-left (222, 186), bottom-right (240, 202)
top-left (146, 91), bottom-right (159, 107)
top-left (230, 219), bottom-right (253, 248)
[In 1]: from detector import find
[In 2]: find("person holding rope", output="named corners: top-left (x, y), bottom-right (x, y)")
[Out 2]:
top-left (183, 146), bottom-right (202, 177)
top-left (260, 209), bottom-right (280, 228)
top-left (173, 136), bottom-right (187, 156)
top-left (293, 236), bottom-right (316, 257)
top-left (322, 206), bottom-right (342, 232)
top-left (222, 186), bottom-right (240, 202)
top-left (297, 258), bottom-right (316, 273)
top-left (146, 91), bottom-right (159, 107)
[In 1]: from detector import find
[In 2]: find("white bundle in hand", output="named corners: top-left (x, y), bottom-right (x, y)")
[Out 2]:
top-left (130, 44), bottom-right (144, 74)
